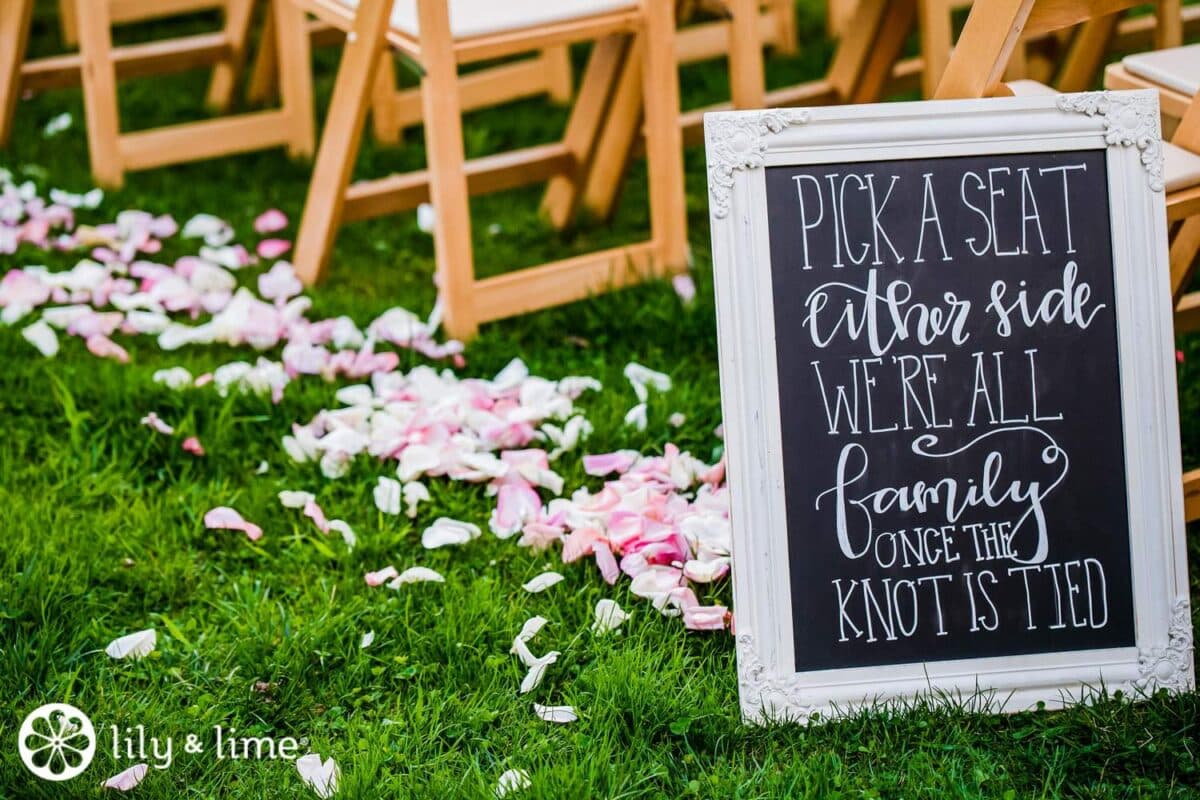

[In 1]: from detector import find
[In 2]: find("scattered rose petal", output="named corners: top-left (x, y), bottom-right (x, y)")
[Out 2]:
top-left (592, 598), bottom-right (629, 634)
top-left (672, 273), bottom-right (696, 307)
top-left (105, 628), bottom-right (156, 660)
top-left (43, 111), bottom-right (72, 138)
top-left (374, 476), bottom-right (402, 515)
top-left (181, 436), bottom-right (205, 456)
top-left (421, 517), bottom-right (481, 549)
top-left (140, 412), bottom-right (174, 435)
top-left (360, 630), bottom-right (375, 649)
top-left (668, 412), bottom-right (686, 427)
top-left (683, 604), bottom-right (730, 631)
top-left (296, 753), bottom-right (339, 799)
top-left (152, 367), bottom-right (193, 390)
top-left (416, 203), bottom-right (436, 233)
top-left (511, 616), bottom-right (548, 654)
top-left (101, 763), bottom-right (148, 791)
top-left (279, 490), bottom-right (315, 509)
top-left (203, 506), bottom-right (263, 541)
top-left (533, 703), bottom-right (577, 724)
top-left (624, 362), bottom-right (671, 402)
top-left (520, 650), bottom-right (559, 694)
top-left (387, 566), bottom-right (445, 587)
top-left (495, 769), bottom-right (531, 798)
top-left (21, 319), bottom-right (58, 356)
top-left (257, 238), bottom-right (292, 259)
top-left (254, 208), bottom-right (288, 234)
top-left (364, 565), bottom-right (399, 587)
top-left (521, 571), bottom-right (564, 593)
top-left (623, 403), bottom-right (647, 431)
top-left (403, 481), bottom-right (430, 518)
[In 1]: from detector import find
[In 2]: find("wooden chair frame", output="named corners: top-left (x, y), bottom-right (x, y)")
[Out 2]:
top-left (933, 0), bottom-right (1200, 519)
top-left (576, 0), bottom-right (917, 225)
top-left (246, 4), bottom-right (576, 146)
top-left (289, 0), bottom-right (688, 341)
top-left (1, 0), bottom-right (260, 150)
top-left (67, 0), bottom-right (313, 188)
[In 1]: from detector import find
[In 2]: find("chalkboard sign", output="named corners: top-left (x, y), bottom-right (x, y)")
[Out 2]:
top-left (705, 92), bottom-right (1193, 723)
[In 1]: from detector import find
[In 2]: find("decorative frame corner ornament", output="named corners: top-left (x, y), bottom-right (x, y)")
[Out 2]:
top-left (1057, 91), bottom-right (1165, 192)
top-left (1136, 597), bottom-right (1196, 693)
top-left (705, 109), bottom-right (810, 219)
top-left (735, 632), bottom-right (815, 722)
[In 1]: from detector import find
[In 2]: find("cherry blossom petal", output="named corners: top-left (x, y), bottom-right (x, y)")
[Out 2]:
top-left (295, 753), bottom-right (339, 799)
top-left (532, 704), bottom-right (577, 724)
top-left (101, 763), bottom-right (148, 791)
top-left (105, 628), bottom-right (156, 660)
top-left (204, 506), bottom-right (263, 541)
top-left (521, 572), bottom-right (564, 593)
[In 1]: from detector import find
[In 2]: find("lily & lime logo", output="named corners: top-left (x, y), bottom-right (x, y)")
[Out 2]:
top-left (18, 703), bottom-right (97, 781)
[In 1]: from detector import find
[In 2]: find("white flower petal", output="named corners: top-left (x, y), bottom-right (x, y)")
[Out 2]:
top-left (421, 517), bottom-right (481, 549)
top-left (592, 599), bottom-right (629, 634)
top-left (533, 703), bottom-right (577, 724)
top-left (388, 566), bottom-right (445, 587)
top-left (105, 628), bottom-right (156, 660)
top-left (520, 651), bottom-right (559, 694)
top-left (521, 572), bottom-right (564, 593)
top-left (296, 753), bottom-right (339, 799)
top-left (495, 769), bottom-right (531, 798)
top-left (373, 476), bottom-right (402, 515)
top-left (360, 631), bottom-right (375, 649)
top-left (21, 320), bottom-right (58, 357)
top-left (101, 762), bottom-right (148, 791)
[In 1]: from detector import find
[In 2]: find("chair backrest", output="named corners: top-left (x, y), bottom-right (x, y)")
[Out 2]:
top-left (935, 0), bottom-right (1143, 98)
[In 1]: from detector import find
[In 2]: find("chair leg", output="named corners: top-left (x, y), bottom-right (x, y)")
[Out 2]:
top-left (1183, 468), bottom-right (1200, 523)
top-left (370, 53), bottom-right (403, 145)
top-left (541, 34), bottom-right (629, 229)
top-left (206, 0), bottom-right (256, 111)
top-left (639, 0), bottom-right (688, 272)
top-left (1156, 0), bottom-right (1182, 49)
top-left (273, 0), bottom-right (314, 158)
top-left (919, 0), bottom-right (953, 99)
top-left (1170, 217), bottom-right (1200, 302)
top-left (727, 0), bottom-right (765, 109)
top-left (580, 44), bottom-right (642, 221)
top-left (542, 46), bottom-right (574, 104)
top-left (247, 0), bottom-right (279, 104)
top-left (58, 0), bottom-right (79, 46)
top-left (416, 0), bottom-right (478, 339)
top-left (1055, 13), bottom-right (1119, 93)
top-left (850, 0), bottom-right (917, 103)
top-left (0, 0), bottom-right (34, 149)
top-left (772, 0), bottom-right (798, 53)
top-left (74, 0), bottom-right (125, 188)
top-left (292, 0), bottom-right (392, 283)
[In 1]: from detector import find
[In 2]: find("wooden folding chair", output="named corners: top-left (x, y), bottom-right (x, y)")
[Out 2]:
top-left (73, 0), bottom-right (314, 188)
top-left (288, 0), bottom-right (688, 341)
top-left (675, 0), bottom-right (798, 66)
top-left (576, 0), bottom-right (917, 224)
top-left (935, 0), bottom-right (1200, 520)
top-left (246, 3), bottom-right (576, 146)
top-left (1, 0), bottom-right (264, 151)
top-left (918, 0), bottom-right (1188, 100)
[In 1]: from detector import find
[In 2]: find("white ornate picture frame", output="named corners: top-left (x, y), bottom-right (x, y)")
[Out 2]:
top-left (705, 91), bottom-right (1194, 724)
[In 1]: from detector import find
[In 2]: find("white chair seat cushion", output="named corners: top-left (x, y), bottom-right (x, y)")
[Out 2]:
top-left (1165, 142), bottom-right (1200, 194)
top-left (1005, 80), bottom-right (1200, 193)
top-left (337, 0), bottom-right (636, 39)
top-left (1123, 45), bottom-right (1200, 98)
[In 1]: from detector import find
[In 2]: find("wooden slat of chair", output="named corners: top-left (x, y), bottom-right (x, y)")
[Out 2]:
top-left (70, 0), bottom-right (313, 187)
top-left (290, 0), bottom-right (686, 339)
top-left (0, 0), bottom-right (35, 148)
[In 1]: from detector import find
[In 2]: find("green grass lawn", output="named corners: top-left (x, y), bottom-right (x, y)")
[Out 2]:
top-left (1, 2), bottom-right (1199, 798)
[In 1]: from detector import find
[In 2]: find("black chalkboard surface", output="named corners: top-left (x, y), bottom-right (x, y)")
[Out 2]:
top-left (765, 151), bottom-right (1137, 672)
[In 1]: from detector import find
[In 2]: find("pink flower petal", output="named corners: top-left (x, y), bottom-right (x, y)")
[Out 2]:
top-left (683, 604), bottom-right (730, 631)
top-left (102, 762), bottom-right (148, 791)
top-left (86, 334), bottom-right (129, 363)
top-left (204, 506), bottom-right (263, 541)
top-left (181, 436), bottom-right (205, 456)
top-left (364, 565), bottom-right (399, 587)
top-left (583, 451), bottom-right (639, 477)
top-left (254, 208), bottom-right (289, 234)
top-left (257, 238), bottom-right (292, 260)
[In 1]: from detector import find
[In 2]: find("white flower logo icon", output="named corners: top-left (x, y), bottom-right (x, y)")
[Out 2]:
top-left (18, 703), bottom-right (96, 781)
